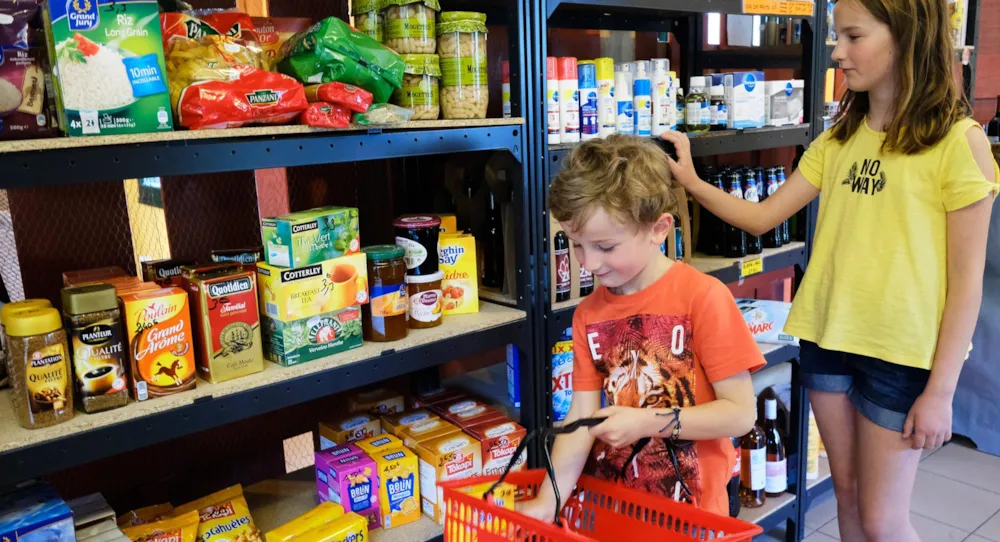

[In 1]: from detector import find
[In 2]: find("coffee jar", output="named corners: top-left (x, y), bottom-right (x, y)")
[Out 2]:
top-left (63, 284), bottom-right (130, 413)
top-left (0, 298), bottom-right (53, 389)
top-left (7, 307), bottom-right (74, 429)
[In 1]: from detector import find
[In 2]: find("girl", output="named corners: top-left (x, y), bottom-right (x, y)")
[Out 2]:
top-left (662, 0), bottom-right (998, 539)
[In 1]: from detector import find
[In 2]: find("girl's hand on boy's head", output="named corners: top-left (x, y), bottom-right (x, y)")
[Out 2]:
top-left (660, 131), bottom-right (700, 190)
top-left (588, 406), bottom-right (656, 448)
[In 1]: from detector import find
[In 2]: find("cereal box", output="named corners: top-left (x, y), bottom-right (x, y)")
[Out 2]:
top-left (257, 253), bottom-right (369, 321)
top-left (173, 485), bottom-right (263, 542)
top-left (187, 270), bottom-right (263, 383)
top-left (381, 409), bottom-right (439, 437)
top-left (373, 447), bottom-right (420, 529)
top-left (315, 452), bottom-right (380, 529)
top-left (319, 415), bottom-right (381, 448)
top-left (408, 388), bottom-right (467, 409)
top-left (262, 207), bottom-right (360, 268)
top-left (349, 388), bottom-right (405, 416)
top-left (466, 420), bottom-right (527, 476)
top-left (399, 419), bottom-right (461, 450)
top-left (297, 512), bottom-right (367, 542)
top-left (438, 233), bottom-right (479, 315)
top-left (262, 306), bottom-right (363, 367)
top-left (445, 404), bottom-right (506, 427)
top-left (141, 259), bottom-right (194, 287)
top-left (119, 287), bottom-right (196, 401)
top-left (415, 432), bottom-right (483, 523)
top-left (356, 434), bottom-right (403, 457)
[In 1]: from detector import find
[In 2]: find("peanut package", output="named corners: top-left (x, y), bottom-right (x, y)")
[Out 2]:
top-left (381, 409), bottom-right (439, 437)
top-left (415, 432), bottom-right (483, 523)
top-left (373, 447), bottom-right (420, 529)
top-left (119, 287), bottom-right (196, 401)
top-left (319, 414), bottom-right (382, 448)
top-left (121, 510), bottom-right (199, 542)
top-left (173, 485), bottom-right (263, 542)
top-left (314, 452), bottom-right (380, 530)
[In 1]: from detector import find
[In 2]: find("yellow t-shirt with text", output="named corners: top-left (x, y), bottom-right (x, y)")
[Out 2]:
top-left (785, 117), bottom-right (999, 370)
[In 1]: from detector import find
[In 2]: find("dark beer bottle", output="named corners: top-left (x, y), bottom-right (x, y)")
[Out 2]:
top-left (705, 173), bottom-right (727, 256)
top-left (777, 166), bottom-right (790, 243)
top-left (724, 172), bottom-right (747, 258)
top-left (481, 191), bottom-right (505, 289)
top-left (741, 171), bottom-right (762, 255)
top-left (760, 167), bottom-right (783, 249)
top-left (554, 231), bottom-right (571, 302)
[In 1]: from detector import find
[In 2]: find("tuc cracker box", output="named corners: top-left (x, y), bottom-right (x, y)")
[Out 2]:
top-left (438, 233), bottom-right (479, 315)
top-left (119, 287), bottom-right (196, 401)
top-left (356, 434), bottom-right (404, 457)
top-left (373, 447), bottom-right (421, 529)
top-left (314, 452), bottom-right (381, 530)
top-left (293, 512), bottom-right (367, 542)
top-left (262, 206), bottom-right (360, 268)
top-left (262, 306), bottom-right (363, 367)
top-left (187, 270), bottom-right (264, 383)
top-left (399, 418), bottom-right (461, 450)
top-left (415, 432), bottom-right (483, 524)
top-left (319, 414), bottom-right (382, 448)
top-left (382, 409), bottom-right (439, 437)
top-left (466, 420), bottom-right (528, 476)
top-left (349, 388), bottom-right (405, 416)
top-left (263, 501), bottom-right (343, 542)
top-left (257, 253), bottom-right (369, 321)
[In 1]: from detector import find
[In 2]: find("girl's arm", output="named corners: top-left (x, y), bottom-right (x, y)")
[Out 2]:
top-left (660, 131), bottom-right (820, 236)
top-left (904, 128), bottom-right (996, 450)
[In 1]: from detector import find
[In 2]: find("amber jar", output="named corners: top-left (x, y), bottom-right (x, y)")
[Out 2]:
top-left (406, 271), bottom-right (444, 329)
top-left (7, 307), bottom-right (74, 429)
top-left (362, 245), bottom-right (409, 342)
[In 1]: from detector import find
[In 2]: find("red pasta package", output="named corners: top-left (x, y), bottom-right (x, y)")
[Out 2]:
top-left (299, 102), bottom-right (351, 128)
top-left (161, 11), bottom-right (258, 48)
top-left (303, 83), bottom-right (373, 113)
top-left (178, 68), bottom-right (308, 130)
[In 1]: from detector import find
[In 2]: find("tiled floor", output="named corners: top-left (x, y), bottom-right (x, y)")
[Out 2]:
top-left (758, 440), bottom-right (1000, 541)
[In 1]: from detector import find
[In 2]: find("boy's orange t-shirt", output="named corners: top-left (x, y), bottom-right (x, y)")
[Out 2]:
top-left (573, 261), bottom-right (765, 516)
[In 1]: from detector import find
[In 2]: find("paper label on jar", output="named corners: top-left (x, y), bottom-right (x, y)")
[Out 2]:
top-left (441, 57), bottom-right (487, 86)
top-left (409, 289), bottom-right (443, 323)
top-left (395, 84), bottom-right (439, 107)
top-left (385, 18), bottom-right (433, 40)
top-left (26, 344), bottom-right (70, 414)
top-left (371, 283), bottom-right (408, 318)
top-left (396, 236), bottom-right (428, 270)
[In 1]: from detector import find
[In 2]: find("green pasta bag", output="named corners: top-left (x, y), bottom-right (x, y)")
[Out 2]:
top-left (277, 17), bottom-right (405, 104)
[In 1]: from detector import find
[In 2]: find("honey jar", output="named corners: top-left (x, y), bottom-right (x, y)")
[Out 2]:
top-left (362, 245), bottom-right (408, 342)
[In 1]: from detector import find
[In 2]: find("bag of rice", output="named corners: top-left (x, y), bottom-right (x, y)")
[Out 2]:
top-left (177, 67), bottom-right (307, 129)
top-left (173, 484), bottom-right (263, 542)
top-left (0, 0), bottom-right (58, 140)
top-left (276, 17), bottom-right (405, 104)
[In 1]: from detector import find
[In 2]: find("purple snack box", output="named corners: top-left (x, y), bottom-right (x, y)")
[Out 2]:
top-left (314, 450), bottom-right (381, 529)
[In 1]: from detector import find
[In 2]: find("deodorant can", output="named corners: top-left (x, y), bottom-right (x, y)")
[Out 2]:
top-left (546, 57), bottom-right (560, 145)
top-left (615, 71), bottom-right (634, 135)
top-left (595, 57), bottom-right (616, 137)
top-left (633, 77), bottom-right (652, 136)
top-left (558, 57), bottom-right (580, 144)
top-left (578, 60), bottom-right (598, 141)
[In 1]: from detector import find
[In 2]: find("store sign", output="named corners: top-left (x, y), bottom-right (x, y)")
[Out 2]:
top-left (743, 0), bottom-right (814, 16)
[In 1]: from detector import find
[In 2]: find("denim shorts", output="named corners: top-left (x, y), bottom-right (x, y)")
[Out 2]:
top-left (800, 340), bottom-right (931, 432)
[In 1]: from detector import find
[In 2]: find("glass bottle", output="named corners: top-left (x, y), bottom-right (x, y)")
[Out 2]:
top-left (481, 191), bottom-right (505, 289)
top-left (740, 424), bottom-right (767, 508)
top-left (764, 397), bottom-right (788, 497)
top-left (554, 231), bottom-right (571, 302)
top-left (685, 77), bottom-right (710, 134)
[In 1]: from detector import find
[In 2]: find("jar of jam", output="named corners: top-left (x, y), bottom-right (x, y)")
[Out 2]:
top-left (362, 245), bottom-right (409, 342)
top-left (406, 271), bottom-right (444, 329)
top-left (394, 215), bottom-right (442, 275)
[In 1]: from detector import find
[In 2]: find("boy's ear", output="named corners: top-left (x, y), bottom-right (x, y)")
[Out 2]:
top-left (651, 213), bottom-right (673, 241)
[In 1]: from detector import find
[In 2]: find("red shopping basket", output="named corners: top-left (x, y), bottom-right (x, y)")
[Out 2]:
top-left (440, 470), bottom-right (762, 541)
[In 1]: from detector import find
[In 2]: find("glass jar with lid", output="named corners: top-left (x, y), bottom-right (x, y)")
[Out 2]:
top-left (362, 245), bottom-right (409, 342)
top-left (6, 307), bottom-right (74, 429)
top-left (406, 271), bottom-right (444, 329)
top-left (62, 284), bottom-right (130, 413)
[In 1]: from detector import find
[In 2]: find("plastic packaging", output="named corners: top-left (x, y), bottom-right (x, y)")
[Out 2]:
top-left (391, 54), bottom-right (440, 120)
top-left (165, 34), bottom-right (265, 114)
top-left (437, 12), bottom-right (488, 119)
top-left (735, 299), bottom-right (800, 345)
top-left (178, 68), bottom-right (308, 130)
top-left (577, 60), bottom-right (598, 141)
top-left (355, 103), bottom-right (415, 124)
top-left (595, 57), bottom-right (615, 137)
top-left (551, 328), bottom-right (573, 423)
top-left (299, 102), bottom-right (351, 128)
top-left (711, 85), bottom-right (728, 129)
top-left (352, 0), bottom-right (384, 43)
top-left (382, 0), bottom-right (439, 54)
top-left (651, 58), bottom-right (671, 136)
top-left (546, 57), bottom-right (559, 144)
top-left (160, 11), bottom-right (257, 48)
top-left (615, 70), bottom-right (633, 135)
top-left (304, 82), bottom-right (374, 113)
top-left (557, 57), bottom-right (579, 144)
top-left (668, 70), bottom-right (679, 130)
top-left (501, 60), bottom-right (511, 118)
top-left (685, 76), bottom-right (710, 134)
top-left (633, 77), bottom-right (652, 137)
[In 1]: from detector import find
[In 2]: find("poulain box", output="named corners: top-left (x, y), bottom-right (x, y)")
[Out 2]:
top-left (119, 287), bottom-right (196, 401)
top-left (187, 270), bottom-right (264, 383)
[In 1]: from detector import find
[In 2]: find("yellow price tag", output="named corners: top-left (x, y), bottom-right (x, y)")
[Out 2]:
top-left (741, 257), bottom-right (764, 278)
top-left (743, 0), bottom-right (815, 16)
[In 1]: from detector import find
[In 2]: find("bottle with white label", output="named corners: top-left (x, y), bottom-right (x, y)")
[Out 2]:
top-left (595, 58), bottom-right (616, 137)
top-left (763, 397), bottom-right (787, 496)
top-left (546, 57), bottom-right (560, 145)
top-left (740, 423), bottom-right (766, 508)
top-left (558, 57), bottom-right (580, 144)
top-left (633, 77), bottom-right (652, 137)
top-left (615, 71), bottom-right (634, 136)
top-left (501, 60), bottom-right (511, 119)
top-left (667, 70), bottom-right (678, 130)
top-left (651, 59), bottom-right (671, 136)
top-left (685, 76), bottom-right (711, 134)
top-left (710, 85), bottom-right (728, 130)
top-left (578, 60), bottom-right (599, 141)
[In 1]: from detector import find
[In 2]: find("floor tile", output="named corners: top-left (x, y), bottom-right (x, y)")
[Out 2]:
top-left (818, 519), bottom-right (840, 539)
top-left (802, 533), bottom-right (838, 542)
top-left (969, 536), bottom-right (996, 542)
top-left (817, 513), bottom-right (968, 540)
top-left (805, 493), bottom-right (839, 531)
top-left (911, 471), bottom-right (1000, 531)
top-left (973, 511), bottom-right (1000, 541)
top-left (920, 442), bottom-right (1000, 494)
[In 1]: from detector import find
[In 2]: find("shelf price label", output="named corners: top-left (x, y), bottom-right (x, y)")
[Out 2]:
top-left (740, 256), bottom-right (764, 279)
top-left (743, 0), bottom-right (815, 16)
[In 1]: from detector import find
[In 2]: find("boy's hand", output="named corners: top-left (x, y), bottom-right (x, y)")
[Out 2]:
top-left (589, 406), bottom-right (655, 448)
top-left (660, 131), bottom-right (700, 190)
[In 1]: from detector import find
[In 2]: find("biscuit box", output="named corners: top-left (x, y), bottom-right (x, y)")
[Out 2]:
top-left (465, 420), bottom-right (528, 476)
top-left (187, 270), bottom-right (263, 383)
top-left (438, 233), bottom-right (479, 315)
top-left (445, 404), bottom-right (506, 427)
top-left (263, 502), bottom-right (343, 542)
top-left (348, 388), bottom-right (405, 416)
top-left (297, 512), bottom-right (367, 542)
top-left (257, 253), bottom-right (369, 321)
top-left (314, 452), bottom-right (381, 529)
top-left (319, 414), bottom-right (382, 448)
top-left (408, 387), bottom-right (468, 409)
top-left (356, 434), bottom-right (403, 457)
top-left (262, 206), bottom-right (360, 268)
top-left (430, 398), bottom-right (488, 419)
top-left (373, 447), bottom-right (420, 529)
top-left (262, 306), bottom-right (363, 367)
top-left (414, 432), bottom-right (483, 524)
top-left (399, 418), bottom-right (462, 450)
top-left (119, 287), bottom-right (197, 401)
top-left (381, 409), bottom-right (439, 437)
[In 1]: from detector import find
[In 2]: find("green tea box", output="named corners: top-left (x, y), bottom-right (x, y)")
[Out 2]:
top-left (262, 207), bottom-right (361, 268)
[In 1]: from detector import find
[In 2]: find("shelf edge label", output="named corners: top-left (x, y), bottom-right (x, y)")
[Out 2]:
top-left (743, 0), bottom-right (815, 16)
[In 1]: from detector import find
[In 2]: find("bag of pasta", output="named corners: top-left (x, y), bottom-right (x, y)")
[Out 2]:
top-left (165, 34), bottom-right (264, 113)
top-left (160, 11), bottom-right (258, 48)
top-left (173, 484), bottom-right (263, 542)
top-left (122, 510), bottom-right (199, 542)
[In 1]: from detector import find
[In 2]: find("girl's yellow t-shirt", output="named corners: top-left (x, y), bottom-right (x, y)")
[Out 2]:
top-left (786, 117), bottom-right (999, 370)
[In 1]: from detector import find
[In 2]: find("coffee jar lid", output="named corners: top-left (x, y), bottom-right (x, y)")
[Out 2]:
top-left (0, 299), bottom-right (52, 326)
top-left (6, 307), bottom-right (63, 337)
top-left (62, 284), bottom-right (118, 315)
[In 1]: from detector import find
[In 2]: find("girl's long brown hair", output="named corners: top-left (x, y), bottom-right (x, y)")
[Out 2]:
top-left (830, 0), bottom-right (971, 154)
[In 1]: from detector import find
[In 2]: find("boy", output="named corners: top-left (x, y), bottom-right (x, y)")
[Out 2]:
top-left (520, 135), bottom-right (764, 522)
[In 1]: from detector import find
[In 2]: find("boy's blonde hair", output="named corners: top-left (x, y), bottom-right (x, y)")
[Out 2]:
top-left (549, 134), bottom-right (678, 232)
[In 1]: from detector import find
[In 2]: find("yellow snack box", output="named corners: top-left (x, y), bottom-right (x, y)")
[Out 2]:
top-left (264, 502), bottom-right (345, 542)
top-left (438, 233), bottom-right (479, 315)
top-left (296, 512), bottom-right (368, 542)
top-left (399, 418), bottom-right (461, 450)
top-left (373, 447), bottom-right (421, 529)
top-left (121, 510), bottom-right (199, 542)
top-left (319, 414), bottom-right (382, 448)
top-left (381, 409), bottom-right (439, 437)
top-left (415, 432), bottom-right (483, 524)
top-left (173, 484), bottom-right (263, 542)
top-left (458, 480), bottom-right (516, 510)
top-left (348, 388), bottom-right (405, 416)
top-left (356, 433), bottom-right (404, 456)
top-left (257, 253), bottom-right (369, 322)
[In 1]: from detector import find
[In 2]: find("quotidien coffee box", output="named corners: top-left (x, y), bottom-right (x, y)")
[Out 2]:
top-left (414, 432), bottom-right (482, 524)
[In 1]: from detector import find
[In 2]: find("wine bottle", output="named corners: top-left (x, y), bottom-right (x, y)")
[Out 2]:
top-left (764, 397), bottom-right (788, 497)
top-left (987, 95), bottom-right (1000, 144)
top-left (740, 424), bottom-right (766, 508)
